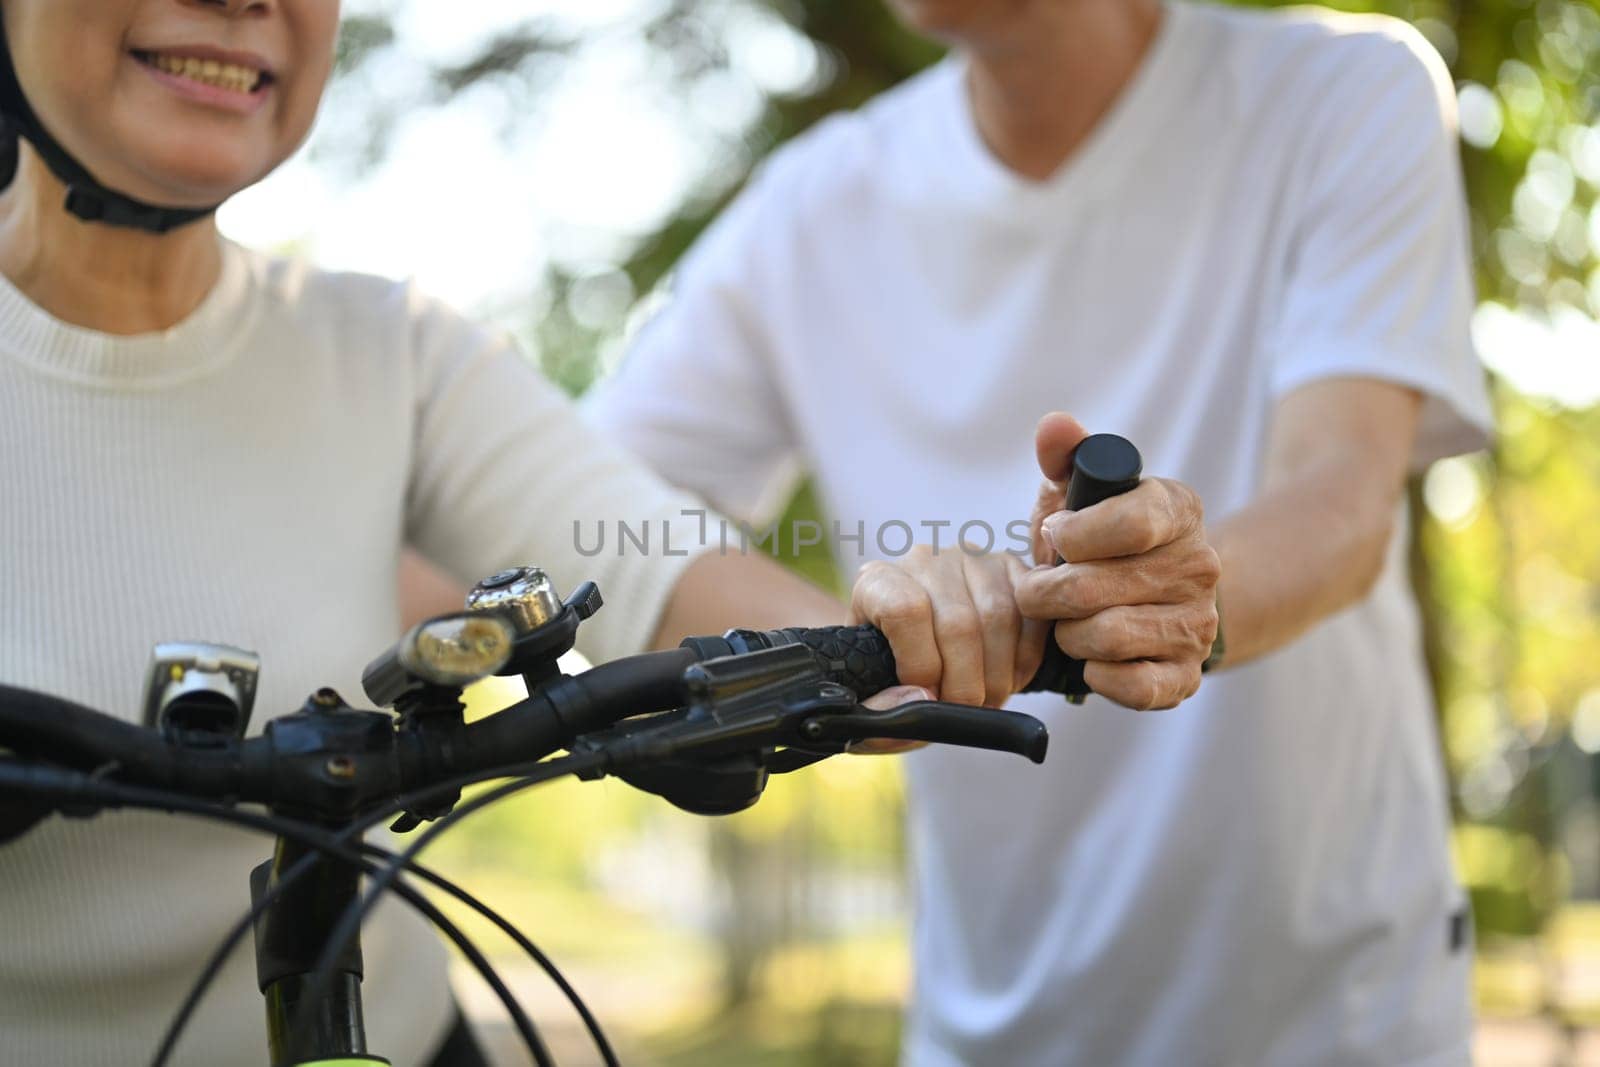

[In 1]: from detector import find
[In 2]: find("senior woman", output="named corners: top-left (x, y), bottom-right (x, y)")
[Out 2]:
top-left (0, 1), bottom-right (1066, 1063)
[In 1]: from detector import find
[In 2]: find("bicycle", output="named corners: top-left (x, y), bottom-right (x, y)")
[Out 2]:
top-left (0, 437), bottom-right (1141, 1067)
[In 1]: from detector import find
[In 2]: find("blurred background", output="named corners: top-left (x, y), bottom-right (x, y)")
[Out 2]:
top-left (218, 0), bottom-right (1600, 1062)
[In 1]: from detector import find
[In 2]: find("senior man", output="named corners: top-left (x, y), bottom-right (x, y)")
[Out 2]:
top-left (583, 0), bottom-right (1493, 1064)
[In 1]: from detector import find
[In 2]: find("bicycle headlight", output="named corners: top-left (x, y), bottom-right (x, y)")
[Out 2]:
top-left (141, 642), bottom-right (261, 741)
top-left (362, 612), bottom-right (516, 708)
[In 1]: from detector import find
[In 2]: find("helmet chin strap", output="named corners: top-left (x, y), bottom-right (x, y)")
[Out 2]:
top-left (0, 18), bottom-right (220, 235)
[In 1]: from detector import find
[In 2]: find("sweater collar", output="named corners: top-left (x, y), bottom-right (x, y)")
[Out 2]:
top-left (0, 239), bottom-right (255, 389)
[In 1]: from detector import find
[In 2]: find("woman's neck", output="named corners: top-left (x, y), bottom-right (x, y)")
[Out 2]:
top-left (0, 146), bottom-right (222, 335)
top-left (964, 0), bottom-right (1164, 181)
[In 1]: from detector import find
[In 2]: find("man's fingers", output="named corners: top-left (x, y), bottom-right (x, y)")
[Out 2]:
top-left (1042, 478), bottom-right (1203, 563)
top-left (852, 554), bottom-right (988, 703)
top-left (1005, 553), bottom-right (1050, 691)
top-left (1029, 413), bottom-right (1090, 566)
top-left (1030, 479), bottom-right (1064, 566)
top-left (851, 562), bottom-right (942, 692)
top-left (963, 553), bottom-right (1022, 707)
top-left (860, 684), bottom-right (935, 711)
top-left (1051, 603), bottom-right (1219, 663)
top-left (1016, 461), bottom-right (1216, 714)
top-left (1034, 412), bottom-right (1091, 483)
top-left (1016, 542), bottom-right (1221, 619)
top-left (851, 685), bottom-right (935, 756)
top-left (1083, 659), bottom-right (1202, 711)
top-left (922, 560), bottom-right (987, 707)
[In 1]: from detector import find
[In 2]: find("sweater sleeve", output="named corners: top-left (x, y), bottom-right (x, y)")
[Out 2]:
top-left (401, 285), bottom-right (717, 664)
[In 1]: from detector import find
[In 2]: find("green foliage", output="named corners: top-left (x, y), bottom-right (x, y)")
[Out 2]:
top-left (620, 2), bottom-right (943, 297)
top-left (332, 14), bottom-right (395, 75)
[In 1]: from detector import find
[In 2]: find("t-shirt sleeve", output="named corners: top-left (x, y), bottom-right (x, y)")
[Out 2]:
top-left (402, 287), bottom-right (717, 665)
top-left (582, 182), bottom-right (804, 528)
top-left (1265, 30), bottom-right (1493, 468)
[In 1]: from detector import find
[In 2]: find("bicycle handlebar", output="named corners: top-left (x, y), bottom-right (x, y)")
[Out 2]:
top-left (0, 629), bottom-right (1038, 824)
top-left (0, 433), bottom-right (1143, 827)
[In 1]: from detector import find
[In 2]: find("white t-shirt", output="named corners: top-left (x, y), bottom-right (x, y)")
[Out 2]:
top-left (0, 241), bottom-right (705, 1065)
top-left (585, 3), bottom-right (1494, 1064)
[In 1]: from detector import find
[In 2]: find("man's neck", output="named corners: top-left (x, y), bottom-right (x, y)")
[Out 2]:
top-left (0, 147), bottom-right (222, 335)
top-left (964, 0), bottom-right (1165, 181)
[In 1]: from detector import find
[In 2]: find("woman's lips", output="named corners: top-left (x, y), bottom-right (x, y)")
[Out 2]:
top-left (129, 49), bottom-right (275, 116)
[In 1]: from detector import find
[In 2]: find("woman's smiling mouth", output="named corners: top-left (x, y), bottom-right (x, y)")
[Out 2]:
top-left (129, 47), bottom-right (276, 111)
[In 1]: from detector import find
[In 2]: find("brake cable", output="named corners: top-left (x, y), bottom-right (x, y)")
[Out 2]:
top-left (0, 763), bottom-right (552, 1067)
top-left (293, 752), bottom-right (605, 1066)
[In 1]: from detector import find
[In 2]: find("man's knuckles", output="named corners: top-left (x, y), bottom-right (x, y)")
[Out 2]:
top-left (933, 606), bottom-right (984, 648)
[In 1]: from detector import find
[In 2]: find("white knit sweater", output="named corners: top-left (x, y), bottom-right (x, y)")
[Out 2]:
top-left (0, 241), bottom-right (704, 1065)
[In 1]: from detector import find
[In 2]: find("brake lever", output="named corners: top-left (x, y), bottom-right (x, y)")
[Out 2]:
top-left (793, 701), bottom-right (1049, 764)
top-left (587, 692), bottom-right (1049, 772)
top-left (576, 648), bottom-right (1050, 815)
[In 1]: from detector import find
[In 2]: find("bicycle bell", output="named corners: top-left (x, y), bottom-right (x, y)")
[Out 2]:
top-left (465, 567), bottom-right (563, 636)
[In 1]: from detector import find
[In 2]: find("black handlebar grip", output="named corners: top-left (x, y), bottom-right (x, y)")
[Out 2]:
top-left (715, 439), bottom-right (1139, 704)
top-left (1022, 433), bottom-right (1144, 701)
top-left (1062, 434), bottom-right (1143, 514)
top-left (749, 625), bottom-right (900, 699)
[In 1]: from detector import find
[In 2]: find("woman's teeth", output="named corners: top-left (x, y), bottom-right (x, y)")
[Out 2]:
top-left (143, 53), bottom-right (263, 94)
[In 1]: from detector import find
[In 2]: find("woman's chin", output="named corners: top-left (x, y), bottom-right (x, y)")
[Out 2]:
top-left (87, 127), bottom-right (265, 205)
top-left (116, 152), bottom-right (266, 211)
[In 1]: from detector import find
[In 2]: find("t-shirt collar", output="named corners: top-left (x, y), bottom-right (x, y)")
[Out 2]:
top-left (936, 0), bottom-right (1197, 218)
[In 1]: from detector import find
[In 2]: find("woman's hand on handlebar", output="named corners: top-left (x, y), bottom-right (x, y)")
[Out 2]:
top-left (849, 546), bottom-right (1050, 710)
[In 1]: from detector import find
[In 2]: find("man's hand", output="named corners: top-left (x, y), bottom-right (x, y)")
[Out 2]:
top-left (849, 547), bottom-right (1051, 709)
top-left (1016, 413), bottom-right (1220, 711)
top-left (851, 684), bottom-right (937, 755)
